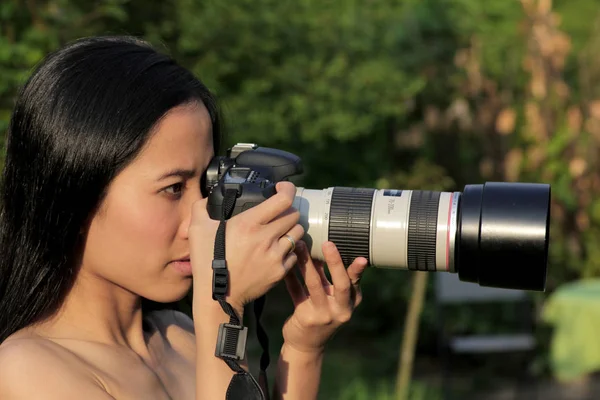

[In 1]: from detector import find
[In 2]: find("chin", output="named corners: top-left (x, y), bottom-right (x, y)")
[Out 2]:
top-left (144, 280), bottom-right (193, 304)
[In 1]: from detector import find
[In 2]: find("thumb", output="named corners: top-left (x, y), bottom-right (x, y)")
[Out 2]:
top-left (189, 200), bottom-right (219, 241)
top-left (191, 198), bottom-right (211, 219)
top-left (191, 198), bottom-right (223, 229)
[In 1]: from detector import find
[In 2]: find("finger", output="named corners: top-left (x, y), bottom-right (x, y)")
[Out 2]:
top-left (322, 241), bottom-right (352, 306)
top-left (244, 181), bottom-right (297, 224)
top-left (282, 251), bottom-right (298, 273)
top-left (296, 241), bottom-right (328, 308)
top-left (347, 257), bottom-right (368, 285)
top-left (347, 257), bottom-right (368, 306)
top-left (284, 267), bottom-right (307, 307)
top-left (277, 224), bottom-right (305, 256)
top-left (266, 207), bottom-right (300, 239)
top-left (313, 259), bottom-right (334, 295)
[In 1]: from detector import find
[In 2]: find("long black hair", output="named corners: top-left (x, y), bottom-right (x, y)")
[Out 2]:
top-left (0, 36), bottom-right (222, 343)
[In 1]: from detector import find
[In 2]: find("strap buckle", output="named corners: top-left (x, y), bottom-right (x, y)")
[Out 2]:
top-left (216, 323), bottom-right (248, 361)
top-left (212, 259), bottom-right (229, 300)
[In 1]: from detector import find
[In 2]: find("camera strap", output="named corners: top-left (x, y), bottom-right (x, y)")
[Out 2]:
top-left (212, 188), bottom-right (271, 400)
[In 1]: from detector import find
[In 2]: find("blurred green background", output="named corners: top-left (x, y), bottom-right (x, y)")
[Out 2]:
top-left (2, 0), bottom-right (600, 398)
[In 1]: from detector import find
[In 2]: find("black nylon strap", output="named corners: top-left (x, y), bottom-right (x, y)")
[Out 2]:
top-left (254, 295), bottom-right (270, 399)
top-left (213, 189), bottom-right (243, 374)
top-left (254, 296), bottom-right (270, 372)
top-left (212, 187), bottom-right (271, 399)
top-left (214, 189), bottom-right (237, 259)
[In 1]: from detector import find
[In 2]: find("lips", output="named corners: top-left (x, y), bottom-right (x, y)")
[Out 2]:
top-left (171, 258), bottom-right (193, 276)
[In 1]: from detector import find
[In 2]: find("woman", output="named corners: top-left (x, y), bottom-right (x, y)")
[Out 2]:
top-left (0, 36), bottom-right (368, 399)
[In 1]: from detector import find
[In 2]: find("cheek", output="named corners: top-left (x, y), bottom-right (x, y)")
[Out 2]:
top-left (114, 195), bottom-right (178, 247)
top-left (85, 193), bottom-right (180, 276)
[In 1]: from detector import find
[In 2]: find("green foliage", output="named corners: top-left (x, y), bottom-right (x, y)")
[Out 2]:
top-left (171, 0), bottom-right (421, 143)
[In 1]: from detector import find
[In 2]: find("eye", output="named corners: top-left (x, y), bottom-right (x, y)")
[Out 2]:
top-left (163, 182), bottom-right (184, 198)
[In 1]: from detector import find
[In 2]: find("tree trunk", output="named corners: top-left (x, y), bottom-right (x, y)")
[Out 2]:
top-left (395, 271), bottom-right (429, 400)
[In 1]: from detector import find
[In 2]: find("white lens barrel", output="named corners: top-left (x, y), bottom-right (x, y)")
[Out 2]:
top-left (292, 187), bottom-right (461, 271)
top-left (368, 189), bottom-right (411, 269)
top-left (292, 187), bottom-right (333, 261)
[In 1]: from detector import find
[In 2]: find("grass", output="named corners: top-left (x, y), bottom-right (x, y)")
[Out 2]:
top-left (329, 379), bottom-right (442, 400)
top-left (247, 335), bottom-right (443, 400)
top-left (318, 349), bottom-right (442, 400)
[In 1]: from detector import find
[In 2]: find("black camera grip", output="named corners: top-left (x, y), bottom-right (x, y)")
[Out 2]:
top-left (207, 182), bottom-right (277, 220)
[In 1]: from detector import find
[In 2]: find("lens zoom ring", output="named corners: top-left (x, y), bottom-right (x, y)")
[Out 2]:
top-left (328, 187), bottom-right (375, 266)
top-left (407, 191), bottom-right (440, 271)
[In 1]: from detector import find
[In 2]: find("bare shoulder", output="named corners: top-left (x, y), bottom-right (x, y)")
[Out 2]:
top-left (148, 308), bottom-right (195, 334)
top-left (0, 336), bottom-right (114, 399)
top-left (147, 309), bottom-right (196, 359)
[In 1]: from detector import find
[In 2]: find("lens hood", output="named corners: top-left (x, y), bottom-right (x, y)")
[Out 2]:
top-left (457, 182), bottom-right (551, 291)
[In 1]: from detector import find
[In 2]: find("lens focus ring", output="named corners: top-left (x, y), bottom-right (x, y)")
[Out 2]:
top-left (407, 190), bottom-right (440, 271)
top-left (328, 187), bottom-right (375, 266)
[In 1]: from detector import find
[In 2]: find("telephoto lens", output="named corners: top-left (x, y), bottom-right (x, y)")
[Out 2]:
top-left (292, 182), bottom-right (550, 291)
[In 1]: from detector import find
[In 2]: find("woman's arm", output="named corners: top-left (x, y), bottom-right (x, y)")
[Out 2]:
top-left (272, 344), bottom-right (324, 400)
top-left (272, 241), bottom-right (368, 400)
top-left (188, 182), bottom-right (302, 399)
top-left (193, 296), bottom-right (327, 400)
top-left (193, 293), bottom-right (248, 400)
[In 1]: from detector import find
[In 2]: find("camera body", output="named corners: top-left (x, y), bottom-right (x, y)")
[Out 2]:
top-left (206, 143), bottom-right (303, 220)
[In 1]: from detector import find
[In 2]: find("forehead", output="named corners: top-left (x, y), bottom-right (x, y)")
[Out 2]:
top-left (145, 101), bottom-right (213, 153)
top-left (133, 101), bottom-right (214, 166)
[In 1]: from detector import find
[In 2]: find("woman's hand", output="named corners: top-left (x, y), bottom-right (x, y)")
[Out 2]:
top-left (281, 240), bottom-right (368, 354)
top-left (189, 181), bottom-right (303, 313)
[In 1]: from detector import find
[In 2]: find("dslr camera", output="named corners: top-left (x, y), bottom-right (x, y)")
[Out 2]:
top-left (205, 143), bottom-right (550, 291)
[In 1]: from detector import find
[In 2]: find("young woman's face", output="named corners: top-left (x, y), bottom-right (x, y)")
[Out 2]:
top-left (80, 101), bottom-right (214, 303)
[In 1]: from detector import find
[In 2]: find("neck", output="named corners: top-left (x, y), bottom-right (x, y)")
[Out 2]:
top-left (31, 268), bottom-right (151, 356)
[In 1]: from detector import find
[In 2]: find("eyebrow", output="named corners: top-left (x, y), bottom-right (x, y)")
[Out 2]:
top-left (157, 168), bottom-right (197, 181)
